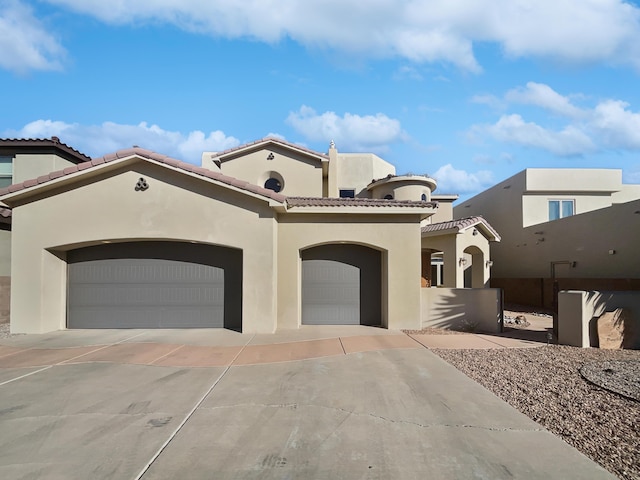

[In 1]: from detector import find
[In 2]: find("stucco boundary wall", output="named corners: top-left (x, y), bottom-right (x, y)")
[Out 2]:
top-left (0, 276), bottom-right (9, 324)
top-left (492, 278), bottom-right (640, 310)
top-left (558, 290), bottom-right (640, 348)
top-left (421, 288), bottom-right (502, 333)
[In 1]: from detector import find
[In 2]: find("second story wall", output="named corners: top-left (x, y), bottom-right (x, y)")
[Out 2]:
top-left (336, 153), bottom-right (395, 198)
top-left (13, 154), bottom-right (81, 185)
top-left (215, 145), bottom-right (324, 197)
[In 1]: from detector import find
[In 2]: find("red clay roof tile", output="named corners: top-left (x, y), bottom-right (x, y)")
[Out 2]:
top-left (285, 197), bottom-right (438, 208)
top-left (0, 147), bottom-right (287, 204)
top-left (0, 137), bottom-right (91, 163)
top-left (422, 216), bottom-right (501, 240)
top-left (212, 137), bottom-right (329, 161)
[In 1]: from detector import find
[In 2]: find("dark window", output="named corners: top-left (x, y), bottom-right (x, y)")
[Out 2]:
top-left (421, 193), bottom-right (427, 201)
top-left (383, 194), bottom-right (393, 200)
top-left (0, 156), bottom-right (12, 189)
top-left (264, 177), bottom-right (282, 192)
top-left (339, 189), bottom-right (355, 198)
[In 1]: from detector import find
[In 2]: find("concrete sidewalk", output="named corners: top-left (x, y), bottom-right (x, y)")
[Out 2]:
top-left (0, 327), bottom-right (614, 479)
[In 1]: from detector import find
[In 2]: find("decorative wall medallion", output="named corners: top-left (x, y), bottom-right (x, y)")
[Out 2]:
top-left (135, 177), bottom-right (149, 191)
top-left (267, 152), bottom-right (275, 160)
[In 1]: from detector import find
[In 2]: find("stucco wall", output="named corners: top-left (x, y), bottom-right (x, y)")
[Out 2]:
top-left (336, 153), bottom-right (395, 197)
top-left (499, 198), bottom-right (640, 279)
top-left (421, 288), bottom-right (502, 333)
top-left (277, 214), bottom-right (423, 330)
top-left (0, 229), bottom-right (10, 276)
top-left (9, 160), bottom-right (279, 334)
top-left (218, 146), bottom-right (323, 197)
top-left (13, 153), bottom-right (80, 184)
top-left (558, 290), bottom-right (640, 348)
top-left (525, 168), bottom-right (621, 193)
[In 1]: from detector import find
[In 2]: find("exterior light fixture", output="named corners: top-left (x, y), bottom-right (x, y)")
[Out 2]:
top-left (485, 260), bottom-right (493, 268)
top-left (459, 257), bottom-right (468, 267)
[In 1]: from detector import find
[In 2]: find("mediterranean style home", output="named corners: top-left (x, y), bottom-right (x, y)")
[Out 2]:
top-left (0, 137), bottom-right (500, 334)
top-left (454, 168), bottom-right (640, 310)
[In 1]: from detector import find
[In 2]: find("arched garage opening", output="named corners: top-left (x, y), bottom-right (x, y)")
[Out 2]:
top-left (301, 244), bottom-right (382, 326)
top-left (67, 241), bottom-right (242, 330)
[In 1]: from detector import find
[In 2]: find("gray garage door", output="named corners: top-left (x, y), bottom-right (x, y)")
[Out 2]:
top-left (302, 259), bottom-right (360, 325)
top-left (68, 258), bottom-right (225, 328)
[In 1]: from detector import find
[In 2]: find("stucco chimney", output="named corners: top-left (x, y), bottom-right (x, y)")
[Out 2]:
top-left (328, 140), bottom-right (339, 197)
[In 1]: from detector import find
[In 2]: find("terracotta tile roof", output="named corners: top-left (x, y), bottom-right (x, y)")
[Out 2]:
top-left (422, 216), bottom-right (501, 240)
top-left (211, 137), bottom-right (329, 161)
top-left (286, 197), bottom-right (438, 208)
top-left (0, 137), bottom-right (91, 163)
top-left (0, 147), bottom-right (287, 203)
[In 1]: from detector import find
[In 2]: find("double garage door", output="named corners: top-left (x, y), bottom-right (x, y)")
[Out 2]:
top-left (67, 242), bottom-right (242, 329)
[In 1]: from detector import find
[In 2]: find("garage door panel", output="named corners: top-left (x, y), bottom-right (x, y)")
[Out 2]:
top-left (302, 259), bottom-right (360, 325)
top-left (68, 258), bottom-right (225, 328)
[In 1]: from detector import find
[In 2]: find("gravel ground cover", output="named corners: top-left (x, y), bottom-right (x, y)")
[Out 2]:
top-left (433, 345), bottom-right (640, 480)
top-left (0, 323), bottom-right (11, 339)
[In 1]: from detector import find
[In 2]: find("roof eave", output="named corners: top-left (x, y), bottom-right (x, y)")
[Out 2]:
top-left (0, 154), bottom-right (286, 207)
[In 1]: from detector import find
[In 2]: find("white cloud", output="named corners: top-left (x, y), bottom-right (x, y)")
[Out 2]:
top-left (505, 82), bottom-right (585, 118)
top-left (41, 0), bottom-right (640, 72)
top-left (6, 120), bottom-right (240, 163)
top-left (471, 94), bottom-right (506, 110)
top-left (471, 82), bottom-right (640, 156)
top-left (590, 100), bottom-right (640, 149)
top-left (483, 114), bottom-right (596, 156)
top-left (392, 65), bottom-right (423, 81)
top-left (432, 164), bottom-right (494, 194)
top-left (286, 105), bottom-right (405, 152)
top-left (0, 0), bottom-right (66, 73)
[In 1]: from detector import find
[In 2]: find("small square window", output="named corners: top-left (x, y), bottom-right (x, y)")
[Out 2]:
top-left (548, 199), bottom-right (574, 220)
top-left (339, 189), bottom-right (355, 198)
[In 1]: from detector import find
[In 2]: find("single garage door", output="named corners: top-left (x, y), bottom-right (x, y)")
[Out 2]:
top-left (68, 258), bottom-right (225, 328)
top-left (302, 259), bottom-right (360, 325)
top-left (301, 244), bottom-right (382, 326)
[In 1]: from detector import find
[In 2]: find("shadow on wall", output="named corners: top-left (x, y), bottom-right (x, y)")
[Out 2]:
top-left (421, 288), bottom-right (502, 333)
top-left (585, 291), bottom-right (640, 349)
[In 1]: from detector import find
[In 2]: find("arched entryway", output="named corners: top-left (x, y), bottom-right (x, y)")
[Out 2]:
top-left (463, 245), bottom-right (486, 288)
top-left (301, 244), bottom-right (382, 326)
top-left (67, 241), bottom-right (242, 330)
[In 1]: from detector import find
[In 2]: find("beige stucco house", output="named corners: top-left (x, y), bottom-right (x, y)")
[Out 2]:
top-left (454, 168), bottom-right (640, 309)
top-left (0, 137), bottom-right (499, 334)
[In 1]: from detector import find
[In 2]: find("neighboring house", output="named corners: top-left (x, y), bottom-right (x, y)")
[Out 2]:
top-left (0, 138), bottom-right (91, 323)
top-left (454, 168), bottom-right (640, 309)
top-left (0, 137), bottom-right (499, 334)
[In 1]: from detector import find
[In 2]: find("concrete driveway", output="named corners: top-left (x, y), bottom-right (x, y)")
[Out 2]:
top-left (0, 327), bottom-right (614, 479)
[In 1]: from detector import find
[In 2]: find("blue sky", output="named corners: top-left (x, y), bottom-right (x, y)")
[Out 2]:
top-left (2, 0), bottom-right (640, 200)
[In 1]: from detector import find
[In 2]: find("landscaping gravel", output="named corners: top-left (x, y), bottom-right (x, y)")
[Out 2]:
top-left (0, 323), bottom-right (11, 339)
top-left (433, 345), bottom-right (640, 480)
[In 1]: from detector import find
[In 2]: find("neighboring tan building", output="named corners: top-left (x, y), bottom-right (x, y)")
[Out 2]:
top-left (454, 168), bottom-right (640, 308)
top-left (0, 138), bottom-right (91, 323)
top-left (0, 137), bottom-right (499, 334)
